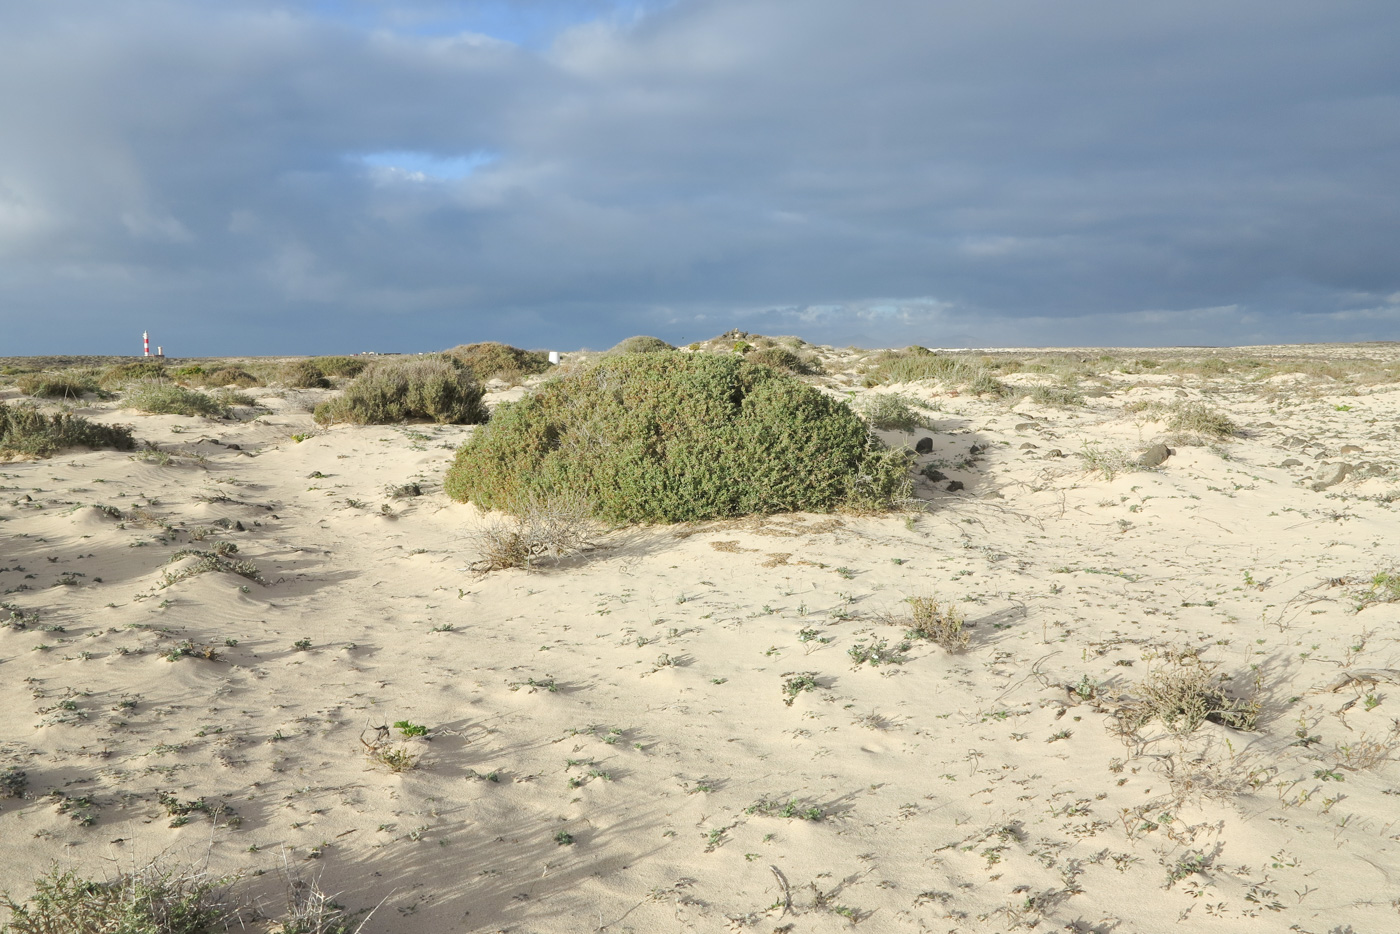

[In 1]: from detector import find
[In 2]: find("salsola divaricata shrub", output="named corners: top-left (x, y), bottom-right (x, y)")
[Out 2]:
top-left (444, 352), bottom-right (910, 523)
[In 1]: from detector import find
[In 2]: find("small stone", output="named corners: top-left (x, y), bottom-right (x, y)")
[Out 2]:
top-left (1045, 449), bottom-right (1063, 458)
top-left (1136, 443), bottom-right (1173, 468)
top-left (1257, 422), bottom-right (1277, 428)
top-left (1340, 444), bottom-right (1364, 455)
top-left (1020, 442), bottom-right (1038, 450)
top-left (946, 481), bottom-right (964, 492)
top-left (1014, 422), bottom-right (1038, 431)
top-left (234, 521), bottom-right (246, 532)
top-left (226, 443), bottom-right (241, 451)
top-left (1311, 463), bottom-right (1354, 491)
top-left (1279, 458), bottom-right (1303, 468)
top-left (914, 437), bottom-right (933, 454)
top-left (922, 467), bottom-right (947, 482)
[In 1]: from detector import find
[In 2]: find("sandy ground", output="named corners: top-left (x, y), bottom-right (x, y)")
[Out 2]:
top-left (3, 344), bottom-right (1400, 933)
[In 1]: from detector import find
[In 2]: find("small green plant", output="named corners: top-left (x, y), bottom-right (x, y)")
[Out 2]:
top-left (394, 721), bottom-right (428, 738)
top-left (292, 638), bottom-right (312, 651)
top-left (847, 637), bottom-right (909, 668)
top-left (781, 672), bottom-right (818, 706)
top-left (362, 727), bottom-right (421, 773)
top-left (0, 767), bottom-right (26, 800)
top-left (745, 798), bottom-right (825, 821)
top-left (554, 830), bottom-right (574, 846)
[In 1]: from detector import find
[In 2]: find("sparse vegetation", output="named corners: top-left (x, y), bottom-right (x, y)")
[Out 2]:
top-left (865, 348), bottom-right (1006, 396)
top-left (445, 353), bottom-right (911, 523)
top-left (314, 357), bottom-right (488, 425)
top-left (1, 403), bottom-right (136, 458)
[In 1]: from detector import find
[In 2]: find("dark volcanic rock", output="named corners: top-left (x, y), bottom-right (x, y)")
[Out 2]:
top-left (946, 480), bottom-right (964, 492)
top-left (915, 437), bottom-right (933, 455)
top-left (1136, 444), bottom-right (1174, 468)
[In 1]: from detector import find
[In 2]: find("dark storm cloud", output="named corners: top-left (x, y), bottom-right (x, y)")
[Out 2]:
top-left (1, 0), bottom-right (1398, 354)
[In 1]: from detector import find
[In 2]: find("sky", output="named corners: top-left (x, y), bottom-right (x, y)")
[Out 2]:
top-left (2, 0), bottom-right (1398, 356)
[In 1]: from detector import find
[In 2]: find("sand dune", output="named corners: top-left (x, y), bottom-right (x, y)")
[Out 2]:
top-left (3, 344), bottom-right (1400, 933)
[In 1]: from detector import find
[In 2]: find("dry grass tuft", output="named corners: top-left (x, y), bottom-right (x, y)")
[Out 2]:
top-left (472, 493), bottom-right (601, 571)
top-left (901, 596), bottom-right (970, 652)
top-left (1118, 653), bottom-right (1260, 736)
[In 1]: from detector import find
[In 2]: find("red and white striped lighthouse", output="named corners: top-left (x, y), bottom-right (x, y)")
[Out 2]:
top-left (143, 331), bottom-right (150, 357)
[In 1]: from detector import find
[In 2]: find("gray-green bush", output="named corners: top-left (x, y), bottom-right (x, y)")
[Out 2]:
top-left (444, 353), bottom-right (910, 523)
top-left (314, 357), bottom-right (488, 425)
top-left (608, 335), bottom-right (676, 355)
top-left (15, 372), bottom-right (99, 399)
top-left (123, 382), bottom-right (227, 417)
top-left (1, 403), bottom-right (136, 458)
top-left (277, 359), bottom-right (332, 389)
top-left (444, 342), bottom-right (550, 383)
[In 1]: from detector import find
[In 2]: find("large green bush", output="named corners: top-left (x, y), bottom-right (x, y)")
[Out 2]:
top-left (1, 403), bottom-right (136, 458)
top-left (444, 342), bottom-right (551, 383)
top-left (608, 335), bottom-right (676, 354)
top-left (314, 356), bottom-right (488, 425)
top-left (444, 353), bottom-right (910, 524)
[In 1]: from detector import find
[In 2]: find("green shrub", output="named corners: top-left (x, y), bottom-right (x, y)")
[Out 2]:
top-left (608, 335), bottom-right (676, 355)
top-left (180, 366), bottom-right (260, 389)
top-left (1021, 384), bottom-right (1085, 407)
top-left (15, 372), bottom-right (98, 399)
top-left (744, 347), bottom-right (822, 376)
top-left (866, 348), bottom-right (1005, 396)
top-left (858, 393), bottom-right (924, 431)
top-left (98, 360), bottom-right (167, 390)
top-left (1, 403), bottom-right (136, 458)
top-left (1, 865), bottom-right (233, 934)
top-left (444, 342), bottom-right (551, 383)
top-left (314, 357), bottom-right (488, 425)
top-left (277, 359), bottom-right (331, 389)
top-left (313, 356), bottom-right (368, 378)
top-left (444, 353), bottom-right (911, 524)
top-left (123, 382), bottom-right (227, 417)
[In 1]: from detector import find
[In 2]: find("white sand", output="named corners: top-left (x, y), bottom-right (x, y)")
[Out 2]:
top-left (3, 345), bottom-right (1400, 932)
